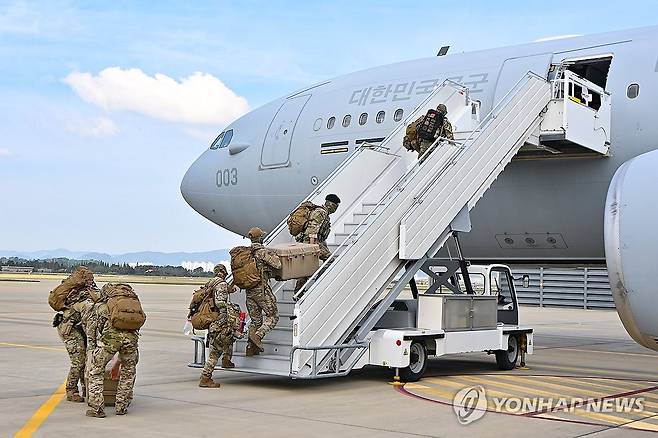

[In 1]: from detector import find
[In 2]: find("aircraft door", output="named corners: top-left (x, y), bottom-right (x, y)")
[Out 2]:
top-left (260, 94), bottom-right (311, 169)
top-left (493, 53), bottom-right (553, 105)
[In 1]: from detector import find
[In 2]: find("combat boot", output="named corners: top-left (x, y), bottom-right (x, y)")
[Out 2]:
top-left (249, 332), bottom-right (264, 350)
top-left (199, 376), bottom-right (221, 388)
top-left (86, 409), bottom-right (106, 418)
top-left (245, 342), bottom-right (261, 357)
top-left (221, 356), bottom-right (235, 368)
top-left (115, 407), bottom-right (128, 415)
top-left (66, 391), bottom-right (84, 403)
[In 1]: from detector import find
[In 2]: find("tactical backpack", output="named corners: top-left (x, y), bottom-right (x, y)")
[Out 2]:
top-left (417, 109), bottom-right (444, 141)
top-left (403, 117), bottom-right (423, 151)
top-left (105, 283), bottom-right (146, 330)
top-left (287, 201), bottom-right (321, 237)
top-left (48, 267), bottom-right (94, 311)
top-left (188, 286), bottom-right (219, 331)
top-left (230, 247), bottom-right (262, 290)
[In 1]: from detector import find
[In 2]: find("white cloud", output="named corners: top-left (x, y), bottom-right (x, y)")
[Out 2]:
top-left (534, 34), bottom-right (581, 42)
top-left (0, 148), bottom-right (11, 157)
top-left (65, 116), bottom-right (119, 138)
top-left (64, 67), bottom-right (250, 125)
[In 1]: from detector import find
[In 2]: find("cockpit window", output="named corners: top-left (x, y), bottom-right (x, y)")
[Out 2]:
top-left (210, 132), bottom-right (224, 150)
top-left (219, 129), bottom-right (233, 148)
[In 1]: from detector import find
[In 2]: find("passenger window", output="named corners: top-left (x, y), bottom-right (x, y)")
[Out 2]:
top-left (219, 129), bottom-right (233, 148)
top-left (490, 269), bottom-right (514, 310)
top-left (342, 115), bottom-right (351, 127)
top-left (327, 117), bottom-right (336, 129)
top-left (210, 132), bottom-right (224, 150)
top-left (376, 110), bottom-right (385, 123)
top-left (456, 273), bottom-right (486, 294)
top-left (359, 112), bottom-right (368, 125)
top-left (394, 108), bottom-right (404, 122)
top-left (627, 83), bottom-right (639, 99)
top-left (313, 118), bottom-right (323, 131)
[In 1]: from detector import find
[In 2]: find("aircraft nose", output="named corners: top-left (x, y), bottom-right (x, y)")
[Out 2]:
top-left (180, 151), bottom-right (212, 220)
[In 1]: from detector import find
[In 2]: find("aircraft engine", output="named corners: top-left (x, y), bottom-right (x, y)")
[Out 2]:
top-left (605, 149), bottom-right (658, 351)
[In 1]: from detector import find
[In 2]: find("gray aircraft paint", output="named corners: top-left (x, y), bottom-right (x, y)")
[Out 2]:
top-left (182, 26), bottom-right (657, 262)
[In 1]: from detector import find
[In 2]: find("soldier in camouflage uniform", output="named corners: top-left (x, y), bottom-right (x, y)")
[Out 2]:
top-left (294, 194), bottom-right (341, 295)
top-left (415, 103), bottom-right (454, 159)
top-left (86, 284), bottom-right (140, 418)
top-left (245, 227), bottom-right (282, 356)
top-left (199, 264), bottom-right (242, 388)
top-left (53, 268), bottom-right (98, 402)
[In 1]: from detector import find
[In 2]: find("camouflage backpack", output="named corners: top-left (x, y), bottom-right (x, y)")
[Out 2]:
top-left (287, 201), bottom-right (321, 237)
top-left (188, 286), bottom-right (219, 331)
top-left (403, 116), bottom-right (423, 152)
top-left (104, 283), bottom-right (146, 330)
top-left (48, 267), bottom-right (94, 311)
top-left (230, 246), bottom-right (262, 290)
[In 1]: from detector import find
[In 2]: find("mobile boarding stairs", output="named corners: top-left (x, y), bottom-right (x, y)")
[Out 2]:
top-left (190, 70), bottom-right (611, 379)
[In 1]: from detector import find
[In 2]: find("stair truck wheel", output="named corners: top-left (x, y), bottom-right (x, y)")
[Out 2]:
top-left (496, 335), bottom-right (519, 370)
top-left (399, 341), bottom-right (428, 382)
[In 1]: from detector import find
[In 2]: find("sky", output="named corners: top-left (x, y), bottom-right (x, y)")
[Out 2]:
top-left (1, 0), bottom-right (657, 254)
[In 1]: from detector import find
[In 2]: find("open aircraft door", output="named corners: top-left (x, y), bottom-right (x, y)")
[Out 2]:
top-left (493, 53), bottom-right (553, 105)
top-left (260, 93), bottom-right (311, 169)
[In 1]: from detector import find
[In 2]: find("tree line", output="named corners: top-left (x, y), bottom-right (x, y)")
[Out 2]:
top-left (0, 257), bottom-right (213, 277)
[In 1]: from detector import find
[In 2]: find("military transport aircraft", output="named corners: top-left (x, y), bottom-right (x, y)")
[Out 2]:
top-left (181, 26), bottom-right (658, 353)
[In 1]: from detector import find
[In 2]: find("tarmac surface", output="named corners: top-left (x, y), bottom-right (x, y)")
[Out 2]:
top-left (2, 278), bottom-right (657, 437)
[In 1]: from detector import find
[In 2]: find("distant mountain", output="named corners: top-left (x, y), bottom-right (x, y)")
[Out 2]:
top-left (0, 249), bottom-right (230, 267)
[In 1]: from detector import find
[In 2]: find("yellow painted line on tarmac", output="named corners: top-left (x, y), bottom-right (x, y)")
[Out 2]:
top-left (563, 408), bottom-right (658, 432)
top-left (536, 363), bottom-right (658, 381)
top-left (459, 374), bottom-right (568, 400)
top-left (425, 376), bottom-right (516, 398)
top-left (406, 384), bottom-right (502, 410)
top-left (554, 348), bottom-right (658, 358)
top-left (0, 342), bottom-right (64, 352)
top-left (496, 374), bottom-right (621, 398)
top-left (14, 382), bottom-right (66, 438)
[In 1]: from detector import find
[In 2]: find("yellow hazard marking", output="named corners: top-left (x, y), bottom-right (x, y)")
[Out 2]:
top-left (14, 382), bottom-right (66, 438)
top-left (536, 363), bottom-right (658, 381)
top-left (554, 347), bottom-right (658, 358)
top-left (425, 376), bottom-right (516, 398)
top-left (0, 342), bottom-right (65, 352)
top-left (406, 374), bottom-right (658, 431)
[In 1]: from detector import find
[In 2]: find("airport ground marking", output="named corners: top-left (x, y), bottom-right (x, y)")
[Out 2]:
top-left (400, 374), bottom-right (658, 432)
top-left (0, 342), bottom-right (65, 352)
top-left (14, 382), bottom-right (66, 438)
top-left (555, 347), bottom-right (658, 358)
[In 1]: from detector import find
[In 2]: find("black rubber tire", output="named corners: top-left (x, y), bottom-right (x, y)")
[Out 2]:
top-left (399, 341), bottom-right (428, 382)
top-left (495, 335), bottom-right (519, 370)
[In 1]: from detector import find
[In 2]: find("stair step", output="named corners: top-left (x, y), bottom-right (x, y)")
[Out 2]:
top-left (361, 203), bottom-right (380, 214)
top-left (234, 339), bottom-right (292, 357)
top-left (238, 326), bottom-right (292, 343)
top-left (342, 222), bottom-right (369, 234)
top-left (333, 232), bottom-right (358, 245)
top-left (228, 354), bottom-right (291, 375)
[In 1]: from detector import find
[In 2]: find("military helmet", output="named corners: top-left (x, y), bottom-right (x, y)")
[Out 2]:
top-left (248, 226), bottom-right (265, 240)
top-left (436, 103), bottom-right (448, 114)
top-left (213, 264), bottom-right (228, 277)
top-left (325, 194), bottom-right (341, 204)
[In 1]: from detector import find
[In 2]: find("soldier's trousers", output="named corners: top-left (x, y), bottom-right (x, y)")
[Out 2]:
top-left (418, 139), bottom-right (434, 159)
top-left (246, 288), bottom-right (279, 341)
top-left (57, 322), bottom-right (86, 395)
top-left (202, 322), bottom-right (234, 378)
top-left (88, 328), bottom-right (139, 413)
top-left (294, 241), bottom-right (331, 293)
